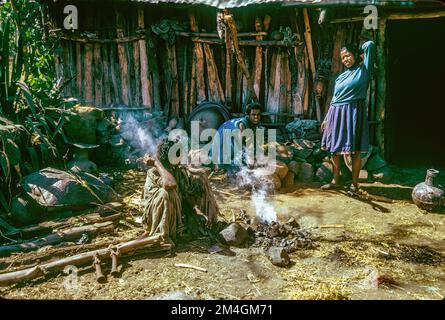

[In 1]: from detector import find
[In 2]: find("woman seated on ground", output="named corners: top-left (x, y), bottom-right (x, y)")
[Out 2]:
top-left (140, 138), bottom-right (219, 243)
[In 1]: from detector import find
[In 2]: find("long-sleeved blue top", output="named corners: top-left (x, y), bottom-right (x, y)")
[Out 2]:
top-left (330, 41), bottom-right (376, 105)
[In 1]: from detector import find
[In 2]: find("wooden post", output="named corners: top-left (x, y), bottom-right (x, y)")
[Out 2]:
top-left (267, 50), bottom-right (281, 123)
top-left (204, 44), bottom-right (224, 103)
top-left (225, 27), bottom-right (233, 104)
top-left (165, 41), bottom-right (180, 117)
top-left (182, 41), bottom-right (189, 116)
top-left (303, 8), bottom-right (320, 121)
top-left (132, 39), bottom-right (141, 106)
top-left (376, 18), bottom-right (387, 157)
top-left (102, 43), bottom-right (112, 106)
top-left (146, 30), bottom-right (161, 110)
top-left (76, 43), bottom-right (82, 98)
top-left (324, 25), bottom-right (345, 116)
top-left (116, 11), bottom-right (130, 106)
top-left (84, 43), bottom-right (93, 103)
top-left (253, 17), bottom-right (263, 99)
top-left (93, 44), bottom-right (103, 107)
top-left (109, 42), bottom-right (121, 104)
top-left (189, 12), bottom-right (207, 104)
top-left (224, 10), bottom-right (257, 103)
top-left (138, 7), bottom-right (152, 109)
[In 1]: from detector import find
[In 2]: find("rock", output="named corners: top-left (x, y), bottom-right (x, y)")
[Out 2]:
top-left (269, 160), bottom-right (289, 180)
top-left (271, 174), bottom-right (282, 190)
top-left (267, 247), bottom-right (291, 267)
top-left (282, 171), bottom-right (295, 188)
top-left (293, 148), bottom-right (313, 161)
top-left (64, 105), bottom-right (104, 144)
top-left (316, 162), bottom-right (333, 183)
top-left (219, 222), bottom-right (249, 247)
top-left (285, 217), bottom-right (300, 229)
top-left (287, 161), bottom-right (301, 175)
top-left (297, 162), bottom-right (314, 182)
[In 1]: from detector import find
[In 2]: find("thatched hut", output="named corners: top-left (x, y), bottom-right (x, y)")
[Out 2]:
top-left (42, 0), bottom-right (445, 165)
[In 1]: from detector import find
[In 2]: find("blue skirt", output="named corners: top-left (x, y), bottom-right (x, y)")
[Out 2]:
top-left (321, 100), bottom-right (369, 155)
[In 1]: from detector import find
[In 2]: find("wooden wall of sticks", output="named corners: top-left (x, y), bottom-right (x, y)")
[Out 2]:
top-left (46, 2), bottom-right (382, 145)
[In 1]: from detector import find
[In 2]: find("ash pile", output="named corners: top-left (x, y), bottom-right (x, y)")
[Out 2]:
top-left (251, 217), bottom-right (312, 251)
top-left (251, 217), bottom-right (313, 267)
top-left (219, 215), bottom-right (313, 268)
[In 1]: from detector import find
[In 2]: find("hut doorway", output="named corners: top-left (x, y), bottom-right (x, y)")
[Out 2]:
top-left (386, 17), bottom-right (445, 167)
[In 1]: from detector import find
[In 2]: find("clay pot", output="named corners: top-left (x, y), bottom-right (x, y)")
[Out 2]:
top-left (412, 169), bottom-right (444, 212)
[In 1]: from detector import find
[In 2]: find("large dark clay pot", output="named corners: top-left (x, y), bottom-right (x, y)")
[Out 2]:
top-left (412, 169), bottom-right (444, 212)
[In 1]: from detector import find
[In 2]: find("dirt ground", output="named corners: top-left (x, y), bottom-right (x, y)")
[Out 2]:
top-left (1, 165), bottom-right (444, 300)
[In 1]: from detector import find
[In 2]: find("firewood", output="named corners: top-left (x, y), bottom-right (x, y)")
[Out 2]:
top-left (0, 235), bottom-right (169, 287)
top-left (0, 221), bottom-right (115, 257)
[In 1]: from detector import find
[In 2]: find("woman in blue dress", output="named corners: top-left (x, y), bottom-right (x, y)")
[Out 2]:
top-left (321, 40), bottom-right (376, 192)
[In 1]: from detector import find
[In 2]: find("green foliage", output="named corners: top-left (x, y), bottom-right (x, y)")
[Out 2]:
top-left (0, 1), bottom-right (73, 213)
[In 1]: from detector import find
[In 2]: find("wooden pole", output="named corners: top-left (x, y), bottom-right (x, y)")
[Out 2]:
top-left (76, 43), bottom-right (82, 97)
top-left (0, 235), bottom-right (170, 287)
top-left (0, 222), bottom-right (114, 257)
top-left (225, 27), bottom-right (233, 104)
top-left (116, 11), bottom-right (130, 106)
top-left (324, 25), bottom-right (345, 116)
top-left (93, 44), bottom-right (103, 107)
top-left (132, 39), bottom-right (141, 106)
top-left (102, 43), bottom-right (112, 106)
top-left (146, 30), bottom-right (161, 110)
top-left (84, 43), bottom-right (93, 103)
top-left (303, 8), bottom-right (321, 121)
top-left (109, 42), bottom-right (121, 104)
top-left (189, 12), bottom-right (207, 104)
top-left (138, 7), bottom-right (152, 109)
top-left (204, 44), bottom-right (224, 103)
top-left (376, 18), bottom-right (387, 157)
top-left (224, 10), bottom-right (257, 103)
